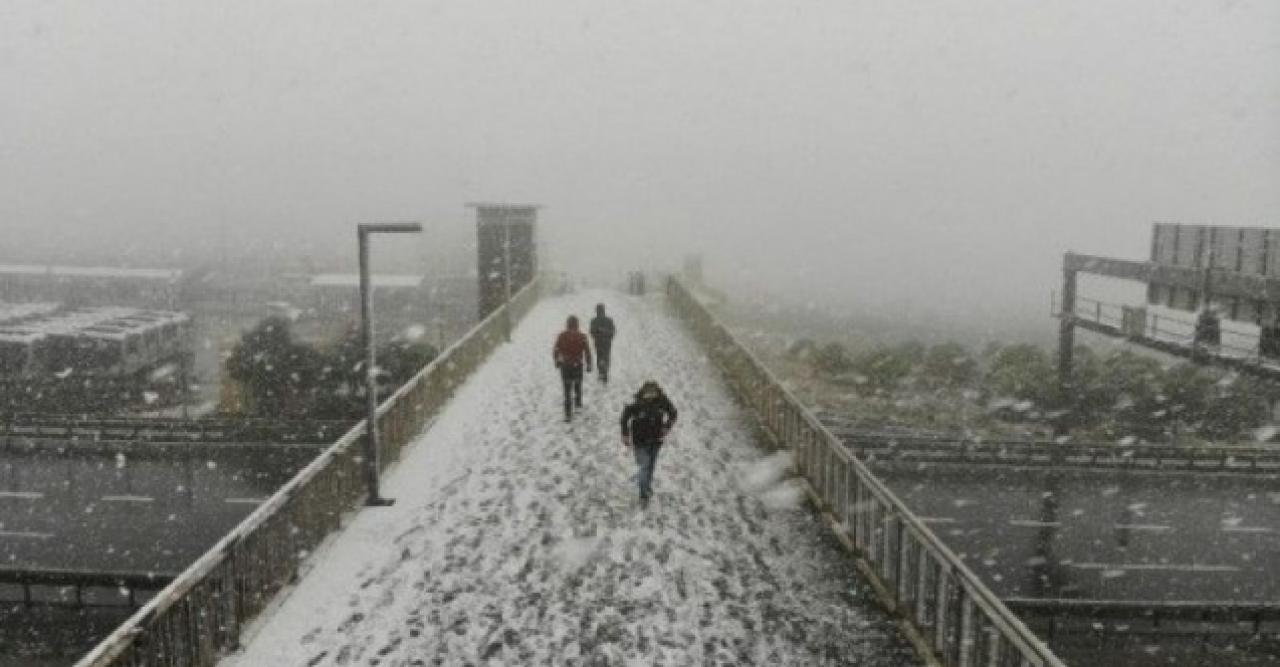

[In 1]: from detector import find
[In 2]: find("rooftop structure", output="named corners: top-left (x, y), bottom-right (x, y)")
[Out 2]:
top-left (0, 301), bottom-right (60, 325)
top-left (0, 263), bottom-right (183, 310)
top-left (0, 264), bottom-right (182, 282)
top-left (308, 273), bottom-right (424, 289)
top-left (0, 306), bottom-right (191, 377)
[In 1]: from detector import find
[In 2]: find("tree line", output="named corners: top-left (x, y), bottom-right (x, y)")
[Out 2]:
top-left (224, 316), bottom-right (438, 420)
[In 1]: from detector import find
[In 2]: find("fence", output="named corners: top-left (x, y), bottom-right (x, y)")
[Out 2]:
top-left (0, 415), bottom-right (348, 444)
top-left (1051, 293), bottom-right (1262, 361)
top-left (1006, 598), bottom-right (1280, 641)
top-left (666, 277), bottom-right (1065, 667)
top-left (74, 276), bottom-right (542, 667)
top-left (0, 437), bottom-right (323, 462)
top-left (0, 568), bottom-right (176, 609)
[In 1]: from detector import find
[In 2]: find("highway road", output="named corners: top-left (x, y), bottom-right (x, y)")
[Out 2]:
top-left (873, 463), bottom-right (1280, 603)
top-left (0, 441), bottom-right (320, 575)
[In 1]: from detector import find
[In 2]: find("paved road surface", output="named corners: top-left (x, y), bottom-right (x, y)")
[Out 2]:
top-left (875, 463), bottom-right (1280, 602)
top-left (0, 443), bottom-right (317, 574)
top-left (0, 442), bottom-right (318, 665)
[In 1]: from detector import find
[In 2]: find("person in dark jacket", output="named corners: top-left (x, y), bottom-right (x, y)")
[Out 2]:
top-left (589, 303), bottom-right (616, 384)
top-left (1194, 307), bottom-right (1221, 348)
top-left (620, 380), bottom-right (678, 507)
top-left (553, 315), bottom-right (593, 421)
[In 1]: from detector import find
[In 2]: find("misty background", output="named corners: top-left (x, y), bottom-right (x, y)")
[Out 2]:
top-left (3, 0), bottom-right (1278, 343)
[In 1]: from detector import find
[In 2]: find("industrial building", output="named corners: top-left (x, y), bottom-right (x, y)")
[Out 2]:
top-left (0, 264), bottom-right (182, 309)
top-left (0, 304), bottom-right (191, 379)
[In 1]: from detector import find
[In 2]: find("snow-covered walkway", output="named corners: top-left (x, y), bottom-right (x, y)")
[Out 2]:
top-left (223, 290), bottom-right (916, 666)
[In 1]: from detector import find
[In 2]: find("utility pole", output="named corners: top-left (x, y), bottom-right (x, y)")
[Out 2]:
top-left (1055, 257), bottom-right (1078, 438)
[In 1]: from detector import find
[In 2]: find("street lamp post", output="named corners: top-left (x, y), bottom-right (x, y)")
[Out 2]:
top-left (358, 222), bottom-right (422, 507)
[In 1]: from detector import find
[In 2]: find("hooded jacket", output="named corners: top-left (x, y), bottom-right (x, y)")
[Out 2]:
top-left (554, 319), bottom-right (592, 369)
top-left (620, 385), bottom-right (678, 445)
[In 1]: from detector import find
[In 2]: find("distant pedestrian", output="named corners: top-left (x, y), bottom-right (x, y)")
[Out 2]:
top-left (620, 380), bottom-right (678, 508)
top-left (553, 315), bottom-right (593, 421)
top-left (589, 303), bottom-right (616, 383)
top-left (1194, 308), bottom-right (1221, 348)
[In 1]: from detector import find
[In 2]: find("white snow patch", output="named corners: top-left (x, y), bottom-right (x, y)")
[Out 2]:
top-left (737, 451), bottom-right (793, 492)
top-left (758, 478), bottom-right (807, 511)
top-left (550, 536), bottom-right (601, 572)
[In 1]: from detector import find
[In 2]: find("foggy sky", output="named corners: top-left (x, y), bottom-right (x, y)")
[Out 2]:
top-left (2, 1), bottom-right (1278, 337)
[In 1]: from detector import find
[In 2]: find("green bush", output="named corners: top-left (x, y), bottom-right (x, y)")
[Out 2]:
top-left (851, 345), bottom-right (917, 392)
top-left (983, 344), bottom-right (1053, 407)
top-left (227, 319), bottom-right (438, 420)
top-left (812, 342), bottom-right (853, 376)
top-left (923, 342), bottom-right (977, 388)
top-left (225, 317), bottom-right (326, 417)
top-left (786, 338), bottom-right (819, 361)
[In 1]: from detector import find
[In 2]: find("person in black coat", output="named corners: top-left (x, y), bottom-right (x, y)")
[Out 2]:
top-left (620, 380), bottom-right (678, 507)
top-left (589, 303), bottom-right (616, 383)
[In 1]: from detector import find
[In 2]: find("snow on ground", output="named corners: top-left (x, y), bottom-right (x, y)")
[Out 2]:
top-left (223, 290), bottom-right (917, 667)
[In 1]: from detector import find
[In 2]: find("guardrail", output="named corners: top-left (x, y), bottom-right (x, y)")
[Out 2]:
top-left (0, 416), bottom-right (348, 444)
top-left (0, 437), bottom-right (323, 461)
top-left (75, 276), bottom-right (543, 667)
top-left (1050, 292), bottom-right (1264, 361)
top-left (832, 430), bottom-right (1280, 473)
top-left (0, 568), bottom-right (176, 608)
top-left (1006, 598), bottom-right (1280, 639)
top-left (666, 277), bottom-right (1065, 667)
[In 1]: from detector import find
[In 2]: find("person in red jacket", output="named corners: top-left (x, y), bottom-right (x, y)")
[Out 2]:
top-left (553, 315), bottom-right (593, 421)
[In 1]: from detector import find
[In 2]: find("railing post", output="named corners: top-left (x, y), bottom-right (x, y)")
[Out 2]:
top-left (896, 518), bottom-right (912, 605)
top-left (916, 551), bottom-right (931, 628)
top-left (933, 570), bottom-right (950, 654)
top-left (952, 588), bottom-right (972, 666)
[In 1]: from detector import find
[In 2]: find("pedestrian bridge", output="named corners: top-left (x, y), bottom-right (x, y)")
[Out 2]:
top-left (76, 279), bottom-right (1063, 667)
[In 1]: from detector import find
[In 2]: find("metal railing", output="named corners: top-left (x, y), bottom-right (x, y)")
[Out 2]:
top-left (667, 277), bottom-right (1065, 667)
top-left (1050, 293), bottom-right (1262, 361)
top-left (0, 567), bottom-right (176, 609)
top-left (0, 415), bottom-right (349, 444)
top-left (75, 276), bottom-right (543, 667)
top-left (833, 430), bottom-right (1280, 473)
top-left (0, 437), bottom-right (323, 460)
top-left (1006, 598), bottom-right (1280, 639)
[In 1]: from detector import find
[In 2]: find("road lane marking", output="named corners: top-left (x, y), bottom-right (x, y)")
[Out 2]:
top-left (1221, 525), bottom-right (1273, 534)
top-left (1113, 524), bottom-right (1172, 532)
top-left (0, 530), bottom-right (53, 539)
top-left (1071, 562), bottom-right (1240, 573)
top-left (919, 516), bottom-right (958, 524)
top-left (224, 497), bottom-right (267, 505)
top-left (0, 491), bottom-right (43, 500)
top-left (101, 495), bottom-right (155, 503)
top-left (1009, 520), bottom-right (1061, 528)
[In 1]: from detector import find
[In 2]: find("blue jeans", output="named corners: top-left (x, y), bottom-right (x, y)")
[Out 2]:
top-left (632, 442), bottom-right (662, 499)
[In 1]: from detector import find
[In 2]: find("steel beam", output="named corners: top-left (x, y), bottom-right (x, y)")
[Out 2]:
top-left (1065, 251), bottom-right (1280, 303)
